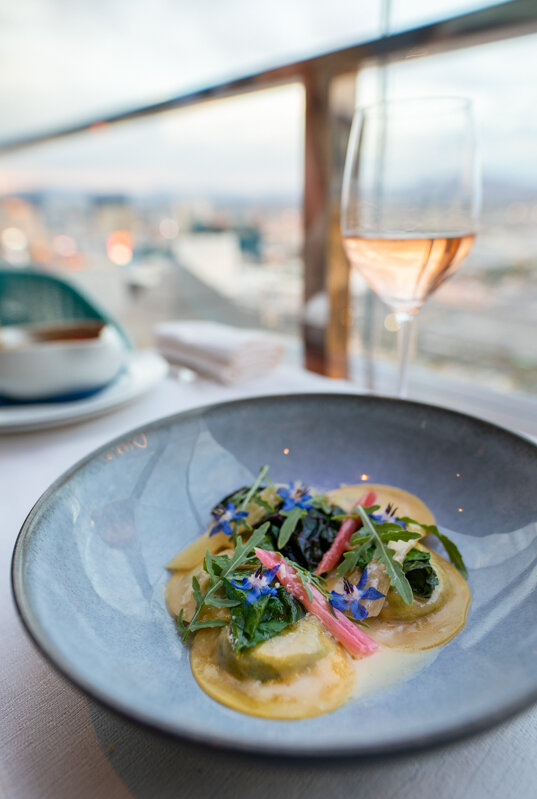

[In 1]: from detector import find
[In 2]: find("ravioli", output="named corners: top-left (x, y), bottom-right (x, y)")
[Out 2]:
top-left (327, 483), bottom-right (436, 526)
top-left (165, 477), bottom-right (471, 719)
top-left (191, 617), bottom-right (354, 719)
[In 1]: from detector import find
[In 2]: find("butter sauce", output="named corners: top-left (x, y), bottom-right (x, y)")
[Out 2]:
top-left (349, 645), bottom-right (437, 701)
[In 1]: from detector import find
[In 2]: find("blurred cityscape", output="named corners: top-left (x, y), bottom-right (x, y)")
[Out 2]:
top-left (0, 189), bottom-right (303, 340)
top-left (0, 181), bottom-right (536, 394)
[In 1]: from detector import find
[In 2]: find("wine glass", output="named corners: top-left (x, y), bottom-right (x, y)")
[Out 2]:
top-left (341, 97), bottom-right (481, 397)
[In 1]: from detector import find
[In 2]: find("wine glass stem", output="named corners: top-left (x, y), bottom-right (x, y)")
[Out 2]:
top-left (395, 312), bottom-right (415, 398)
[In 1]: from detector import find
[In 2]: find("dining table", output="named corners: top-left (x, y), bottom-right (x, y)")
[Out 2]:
top-left (1, 358), bottom-right (536, 799)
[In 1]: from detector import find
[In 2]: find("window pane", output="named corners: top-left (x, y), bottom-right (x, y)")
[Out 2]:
top-left (0, 86), bottom-right (304, 349)
top-left (0, 0), bottom-right (381, 142)
top-left (390, 0), bottom-right (506, 32)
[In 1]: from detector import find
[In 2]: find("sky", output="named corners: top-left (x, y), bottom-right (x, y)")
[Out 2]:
top-left (0, 0), bottom-right (502, 142)
top-left (0, 0), bottom-right (532, 199)
top-left (0, 0), bottom-right (382, 142)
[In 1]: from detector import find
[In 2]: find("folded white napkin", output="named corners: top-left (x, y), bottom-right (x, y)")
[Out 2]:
top-left (154, 321), bottom-right (284, 384)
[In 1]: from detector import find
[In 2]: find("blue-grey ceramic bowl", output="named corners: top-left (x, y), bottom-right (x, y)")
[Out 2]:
top-left (11, 394), bottom-right (537, 758)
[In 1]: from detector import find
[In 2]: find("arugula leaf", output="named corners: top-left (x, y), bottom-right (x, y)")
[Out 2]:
top-left (336, 540), bottom-right (374, 577)
top-left (310, 494), bottom-right (334, 514)
top-left (404, 548), bottom-right (432, 565)
top-left (291, 565), bottom-right (313, 602)
top-left (210, 465), bottom-right (273, 530)
top-left (358, 508), bottom-right (414, 605)
top-left (277, 506), bottom-right (305, 548)
top-left (225, 523), bottom-right (270, 572)
top-left (399, 517), bottom-right (468, 579)
top-left (374, 523), bottom-right (421, 538)
top-left (179, 522), bottom-right (270, 640)
top-left (191, 575), bottom-right (204, 608)
top-left (335, 520), bottom-right (416, 578)
top-left (252, 496), bottom-right (275, 513)
top-left (338, 524), bottom-right (419, 579)
top-left (203, 594), bottom-right (240, 608)
top-left (264, 474), bottom-right (277, 491)
top-left (332, 504), bottom-right (379, 521)
top-left (349, 527), bottom-right (420, 548)
top-left (176, 609), bottom-right (226, 635)
top-left (336, 549), bottom-right (360, 577)
top-left (176, 609), bottom-right (187, 635)
top-left (284, 557), bottom-right (330, 603)
top-left (240, 465), bottom-right (270, 511)
top-left (183, 618), bottom-right (228, 630)
top-left (424, 524), bottom-right (468, 579)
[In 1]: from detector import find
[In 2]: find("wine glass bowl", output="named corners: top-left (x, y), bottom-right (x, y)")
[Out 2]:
top-left (341, 97), bottom-right (481, 394)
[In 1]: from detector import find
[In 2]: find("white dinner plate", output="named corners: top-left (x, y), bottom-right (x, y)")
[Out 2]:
top-left (0, 350), bottom-right (168, 433)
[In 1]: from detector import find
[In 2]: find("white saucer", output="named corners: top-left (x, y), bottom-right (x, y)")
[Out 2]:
top-left (0, 350), bottom-right (168, 433)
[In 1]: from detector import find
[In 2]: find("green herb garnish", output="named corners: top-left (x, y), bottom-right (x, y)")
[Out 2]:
top-left (357, 508), bottom-right (414, 605)
top-left (224, 580), bottom-right (305, 652)
top-left (400, 518), bottom-right (468, 579)
top-left (177, 522), bottom-right (270, 640)
top-left (282, 557), bottom-right (330, 603)
top-left (240, 465), bottom-right (270, 512)
top-left (277, 506), bottom-right (306, 548)
top-left (337, 525), bottom-right (420, 577)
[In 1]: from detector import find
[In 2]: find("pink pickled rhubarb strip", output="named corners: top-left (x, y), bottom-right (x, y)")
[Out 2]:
top-left (315, 490), bottom-right (377, 575)
top-left (255, 548), bottom-right (378, 657)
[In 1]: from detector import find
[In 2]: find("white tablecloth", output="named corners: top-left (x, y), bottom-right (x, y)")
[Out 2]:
top-left (1, 364), bottom-right (536, 799)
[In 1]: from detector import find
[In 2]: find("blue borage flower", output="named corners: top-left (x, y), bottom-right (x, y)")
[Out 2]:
top-left (371, 502), bottom-right (406, 529)
top-left (210, 502), bottom-right (248, 536)
top-left (231, 565), bottom-right (280, 605)
top-left (277, 481), bottom-right (313, 511)
top-left (329, 568), bottom-right (385, 620)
